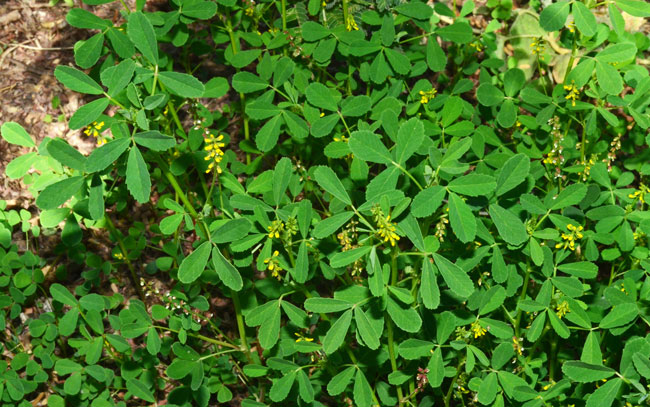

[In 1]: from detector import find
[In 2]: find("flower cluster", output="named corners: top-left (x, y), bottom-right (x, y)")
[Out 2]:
top-left (419, 88), bottom-right (437, 104)
top-left (555, 300), bottom-right (570, 319)
top-left (512, 336), bottom-right (524, 356)
top-left (372, 206), bottom-right (400, 247)
top-left (204, 133), bottom-right (226, 174)
top-left (543, 117), bottom-right (565, 176)
top-left (604, 134), bottom-right (622, 171)
top-left (294, 332), bottom-right (313, 343)
top-left (578, 155), bottom-right (596, 182)
top-left (416, 367), bottom-right (429, 391)
top-left (337, 220), bottom-right (358, 251)
top-left (563, 81), bottom-right (581, 107)
top-left (628, 184), bottom-right (649, 205)
top-left (556, 224), bottom-right (583, 251)
top-left (530, 37), bottom-right (545, 56)
top-left (346, 14), bottom-right (359, 31)
top-left (434, 212), bottom-right (449, 241)
top-left (471, 320), bottom-right (487, 338)
top-left (84, 121), bottom-right (106, 146)
top-left (267, 220), bottom-right (284, 239)
top-left (263, 250), bottom-right (283, 280)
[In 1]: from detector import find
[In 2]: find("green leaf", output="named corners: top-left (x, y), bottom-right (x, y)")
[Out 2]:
top-left (69, 97), bottom-right (110, 130)
top-left (159, 71), bottom-right (204, 98)
top-left (127, 378), bottom-right (155, 403)
top-left (398, 339), bottom-right (434, 360)
top-left (46, 139), bottom-right (86, 170)
top-left (328, 366), bottom-right (356, 395)
top-left (292, 241), bottom-right (309, 284)
top-left (54, 66), bottom-right (104, 95)
top-left (437, 22), bottom-right (473, 44)
top-left (478, 372), bottom-right (498, 405)
top-left (127, 11), bottom-right (158, 64)
top-left (2, 122), bottom-right (35, 148)
top-left (585, 378), bottom-right (622, 407)
top-left (341, 95), bottom-right (372, 117)
top-left (314, 166), bottom-right (351, 205)
top-left (549, 183), bottom-right (587, 209)
top-left (426, 39), bottom-right (447, 72)
top-left (380, 14), bottom-right (395, 46)
top-left (323, 309), bottom-right (353, 354)
top-left (5, 152), bottom-right (37, 179)
top-left (558, 262), bottom-right (598, 279)
top-left (101, 59), bottom-right (136, 96)
top-left (166, 359), bottom-right (195, 379)
top-left (181, 1), bottom-right (217, 18)
top-left (599, 44), bottom-right (638, 64)
top-left (146, 326), bottom-right (161, 355)
top-left (348, 131), bottom-right (392, 164)
top-left (304, 297), bottom-right (353, 313)
top-left (476, 84), bottom-right (504, 106)
top-left (106, 27), bottom-right (135, 58)
top-left (427, 347), bottom-right (445, 388)
top-left (297, 369), bottom-right (315, 403)
top-left (561, 361), bottom-right (616, 383)
top-left (596, 60), bottom-right (623, 95)
top-left (497, 99), bottom-right (517, 128)
top-left (178, 241), bottom-right (212, 284)
top-left (572, 2), bottom-right (597, 37)
top-left (75, 32), bottom-right (104, 69)
top-left (36, 176), bottom-right (85, 210)
top-left (86, 137), bottom-right (131, 173)
top-left (232, 72), bottom-right (268, 93)
top-left (448, 192), bottom-right (476, 243)
top-left (448, 174), bottom-right (496, 196)
top-left (50, 283), bottom-right (78, 306)
top-left (258, 302), bottom-right (281, 349)
top-left (539, 1), bottom-right (570, 31)
top-left (306, 82), bottom-right (339, 111)
top-left (387, 296), bottom-right (422, 333)
top-left (581, 331), bottom-right (603, 365)
top-left (615, 0), bottom-right (650, 17)
top-left (411, 186), bottom-right (446, 218)
top-left (632, 353), bottom-right (650, 378)
top-left (496, 154), bottom-right (530, 195)
top-left (256, 114), bottom-right (283, 152)
top-left (354, 307), bottom-right (380, 349)
top-left (126, 146), bottom-right (151, 203)
top-left (489, 204), bottom-right (528, 246)
top-left (385, 48), bottom-right (411, 74)
top-left (504, 68), bottom-right (526, 97)
top-left (66, 8), bottom-right (112, 29)
top-left (134, 131), bottom-right (176, 151)
top-left (432, 253), bottom-right (474, 298)
top-left (420, 259), bottom-right (440, 310)
top-left (395, 1), bottom-right (433, 19)
top-left (399, 215), bottom-right (425, 252)
top-left (599, 303), bottom-right (638, 328)
top-left (330, 246), bottom-right (372, 268)
top-left (301, 21), bottom-right (331, 41)
top-left (313, 212), bottom-right (354, 239)
top-left (203, 77), bottom-right (229, 98)
top-left (353, 369), bottom-right (373, 407)
top-left (211, 218), bottom-right (251, 244)
top-left (246, 101), bottom-right (281, 120)
top-left (212, 247), bottom-right (244, 291)
top-left (271, 157), bottom-right (292, 205)
top-left (395, 117), bottom-right (424, 164)
top-left (548, 310), bottom-right (570, 338)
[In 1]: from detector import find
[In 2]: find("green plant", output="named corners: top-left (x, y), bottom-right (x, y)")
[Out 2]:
top-left (2, 0), bottom-right (650, 406)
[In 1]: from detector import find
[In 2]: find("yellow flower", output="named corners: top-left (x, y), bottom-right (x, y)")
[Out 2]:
top-left (530, 37), bottom-right (545, 57)
top-left (563, 81), bottom-right (581, 107)
top-left (295, 332), bottom-right (314, 342)
top-left (372, 206), bottom-right (400, 247)
top-left (263, 250), bottom-right (282, 280)
top-left (628, 184), bottom-right (650, 204)
top-left (346, 14), bottom-right (359, 31)
top-left (84, 121), bottom-right (106, 146)
top-left (419, 88), bottom-right (437, 104)
top-left (555, 224), bottom-right (583, 251)
top-left (512, 336), bottom-right (523, 355)
top-left (204, 133), bottom-right (226, 174)
top-left (567, 20), bottom-right (575, 33)
top-left (267, 220), bottom-right (284, 239)
top-left (113, 252), bottom-right (124, 260)
top-left (556, 300), bottom-right (570, 318)
top-left (469, 41), bottom-right (483, 52)
top-left (471, 320), bottom-right (487, 338)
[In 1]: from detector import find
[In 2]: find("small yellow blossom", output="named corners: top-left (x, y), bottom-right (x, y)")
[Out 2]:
top-left (567, 20), bottom-right (575, 33)
top-left (113, 252), bottom-right (124, 260)
top-left (555, 224), bottom-right (583, 251)
top-left (204, 133), bottom-right (226, 174)
top-left (419, 88), bottom-right (437, 104)
top-left (263, 250), bottom-right (283, 280)
top-left (530, 37), bottom-right (545, 56)
top-left (469, 41), bottom-right (483, 52)
top-left (556, 300), bottom-right (570, 319)
top-left (320, 112), bottom-right (325, 118)
top-left (372, 206), bottom-right (400, 247)
top-left (346, 14), bottom-right (359, 31)
top-left (471, 320), bottom-right (487, 338)
top-left (84, 121), bottom-right (106, 146)
top-left (267, 220), bottom-right (284, 239)
top-left (295, 332), bottom-right (314, 342)
top-left (563, 80), bottom-right (581, 107)
top-left (512, 336), bottom-right (524, 355)
top-left (628, 184), bottom-right (650, 204)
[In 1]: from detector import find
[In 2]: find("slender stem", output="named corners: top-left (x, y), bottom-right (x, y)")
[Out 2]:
top-left (342, 0), bottom-right (349, 24)
top-left (226, 20), bottom-right (252, 164)
top-left (394, 163), bottom-right (424, 191)
top-left (513, 260), bottom-right (532, 337)
top-left (444, 359), bottom-right (465, 407)
top-left (105, 216), bottom-right (145, 301)
top-left (388, 249), bottom-right (404, 405)
top-left (281, 0), bottom-right (287, 31)
top-left (153, 325), bottom-right (239, 349)
top-left (231, 289), bottom-right (254, 363)
top-left (150, 64), bottom-right (159, 96)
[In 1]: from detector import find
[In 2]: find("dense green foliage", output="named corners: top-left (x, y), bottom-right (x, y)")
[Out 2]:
top-left (2, 0), bottom-right (650, 406)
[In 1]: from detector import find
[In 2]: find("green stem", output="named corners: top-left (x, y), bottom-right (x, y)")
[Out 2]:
top-left (444, 359), bottom-right (465, 407)
top-left (513, 260), bottom-right (532, 337)
top-left (394, 163), bottom-right (424, 191)
top-left (105, 216), bottom-right (145, 301)
top-left (231, 289), bottom-right (254, 363)
top-left (388, 249), bottom-right (405, 405)
top-left (281, 0), bottom-right (287, 31)
top-left (153, 325), bottom-right (239, 350)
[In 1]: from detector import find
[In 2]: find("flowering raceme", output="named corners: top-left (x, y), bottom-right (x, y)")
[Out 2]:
top-left (204, 133), bottom-right (226, 173)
